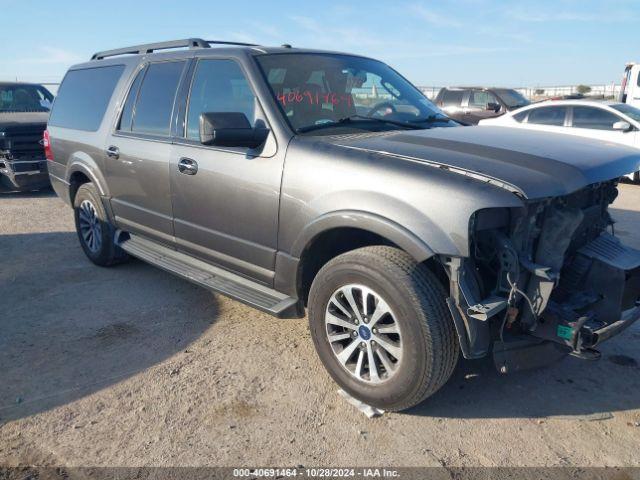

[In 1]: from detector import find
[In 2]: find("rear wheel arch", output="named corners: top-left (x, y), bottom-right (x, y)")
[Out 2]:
top-left (68, 170), bottom-right (92, 205)
top-left (66, 155), bottom-right (109, 203)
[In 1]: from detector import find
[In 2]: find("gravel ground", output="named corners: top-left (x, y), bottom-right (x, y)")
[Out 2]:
top-left (1, 184), bottom-right (640, 468)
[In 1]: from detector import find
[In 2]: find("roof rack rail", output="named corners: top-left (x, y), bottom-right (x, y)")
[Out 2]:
top-left (91, 38), bottom-right (260, 60)
top-left (204, 40), bottom-right (260, 47)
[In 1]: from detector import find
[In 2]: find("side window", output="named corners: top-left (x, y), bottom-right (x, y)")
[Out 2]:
top-left (572, 107), bottom-right (620, 130)
top-left (527, 106), bottom-right (567, 126)
top-left (186, 59), bottom-right (257, 140)
top-left (469, 90), bottom-right (498, 108)
top-left (49, 65), bottom-right (125, 131)
top-left (513, 111), bottom-right (528, 122)
top-left (118, 68), bottom-right (145, 132)
top-left (441, 90), bottom-right (464, 107)
top-left (131, 61), bottom-right (185, 137)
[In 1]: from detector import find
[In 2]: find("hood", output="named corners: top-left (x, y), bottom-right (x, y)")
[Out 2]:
top-left (329, 126), bottom-right (640, 199)
top-left (0, 112), bottom-right (49, 130)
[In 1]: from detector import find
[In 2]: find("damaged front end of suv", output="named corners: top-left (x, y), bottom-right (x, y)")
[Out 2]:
top-left (446, 180), bottom-right (640, 372)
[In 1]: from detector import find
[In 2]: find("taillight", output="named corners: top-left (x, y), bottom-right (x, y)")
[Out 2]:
top-left (43, 129), bottom-right (54, 161)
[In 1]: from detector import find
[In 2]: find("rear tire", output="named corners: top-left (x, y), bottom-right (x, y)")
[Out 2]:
top-left (73, 183), bottom-right (128, 266)
top-left (308, 246), bottom-right (459, 411)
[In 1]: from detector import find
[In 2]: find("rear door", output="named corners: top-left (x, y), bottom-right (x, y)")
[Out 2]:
top-left (105, 60), bottom-right (188, 246)
top-left (169, 57), bottom-right (283, 285)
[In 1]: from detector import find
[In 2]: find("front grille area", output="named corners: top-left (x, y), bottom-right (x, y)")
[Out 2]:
top-left (0, 124), bottom-right (47, 160)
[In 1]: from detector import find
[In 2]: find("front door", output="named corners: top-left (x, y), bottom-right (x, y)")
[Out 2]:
top-left (170, 58), bottom-right (284, 285)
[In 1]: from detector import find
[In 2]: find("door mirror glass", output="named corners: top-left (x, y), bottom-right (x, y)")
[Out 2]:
top-left (199, 112), bottom-right (268, 148)
top-left (487, 102), bottom-right (501, 112)
top-left (613, 120), bottom-right (632, 132)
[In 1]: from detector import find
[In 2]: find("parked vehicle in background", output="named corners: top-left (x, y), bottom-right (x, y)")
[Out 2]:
top-left (619, 62), bottom-right (640, 108)
top-left (47, 39), bottom-right (640, 412)
top-left (0, 82), bottom-right (54, 192)
top-left (478, 100), bottom-right (640, 182)
top-left (434, 87), bottom-right (530, 124)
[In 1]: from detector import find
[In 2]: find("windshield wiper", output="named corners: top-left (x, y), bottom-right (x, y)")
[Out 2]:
top-left (297, 115), bottom-right (423, 133)
top-left (409, 114), bottom-right (451, 123)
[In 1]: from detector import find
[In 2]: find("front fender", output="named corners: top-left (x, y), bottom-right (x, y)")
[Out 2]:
top-left (291, 210), bottom-right (436, 262)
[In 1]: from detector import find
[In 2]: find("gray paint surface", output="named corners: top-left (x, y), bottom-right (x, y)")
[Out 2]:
top-left (47, 46), bottom-right (640, 291)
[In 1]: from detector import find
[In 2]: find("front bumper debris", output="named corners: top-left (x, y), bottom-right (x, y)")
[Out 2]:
top-left (0, 157), bottom-right (50, 192)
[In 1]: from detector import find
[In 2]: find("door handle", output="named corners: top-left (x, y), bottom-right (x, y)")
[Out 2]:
top-left (178, 157), bottom-right (198, 175)
top-left (105, 145), bottom-right (120, 159)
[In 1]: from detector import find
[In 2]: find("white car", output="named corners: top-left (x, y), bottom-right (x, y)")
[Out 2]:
top-left (478, 100), bottom-right (640, 182)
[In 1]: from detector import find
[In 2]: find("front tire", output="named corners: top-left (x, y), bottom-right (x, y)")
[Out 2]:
top-left (308, 246), bottom-right (459, 411)
top-left (73, 183), bottom-right (128, 266)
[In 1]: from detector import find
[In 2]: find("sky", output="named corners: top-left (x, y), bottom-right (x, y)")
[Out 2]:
top-left (1, 0), bottom-right (638, 88)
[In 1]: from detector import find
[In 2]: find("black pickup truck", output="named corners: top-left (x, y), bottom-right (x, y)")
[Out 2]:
top-left (0, 82), bottom-right (54, 192)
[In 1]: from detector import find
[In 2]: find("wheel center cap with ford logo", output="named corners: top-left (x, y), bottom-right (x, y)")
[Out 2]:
top-left (358, 324), bottom-right (372, 340)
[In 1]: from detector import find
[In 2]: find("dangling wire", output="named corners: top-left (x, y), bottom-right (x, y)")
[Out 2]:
top-left (500, 271), bottom-right (538, 342)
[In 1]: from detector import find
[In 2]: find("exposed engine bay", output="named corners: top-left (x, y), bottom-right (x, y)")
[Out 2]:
top-left (445, 180), bottom-right (640, 372)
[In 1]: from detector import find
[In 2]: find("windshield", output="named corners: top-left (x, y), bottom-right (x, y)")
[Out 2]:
top-left (611, 103), bottom-right (640, 123)
top-left (0, 84), bottom-right (54, 113)
top-left (255, 53), bottom-right (453, 135)
top-left (494, 89), bottom-right (530, 108)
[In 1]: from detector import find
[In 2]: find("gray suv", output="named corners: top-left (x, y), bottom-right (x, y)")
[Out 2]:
top-left (47, 39), bottom-right (640, 411)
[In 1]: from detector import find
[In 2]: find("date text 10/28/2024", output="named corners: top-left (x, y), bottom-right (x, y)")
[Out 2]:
top-left (233, 468), bottom-right (400, 478)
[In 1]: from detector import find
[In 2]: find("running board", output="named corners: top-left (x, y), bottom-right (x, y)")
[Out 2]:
top-left (117, 234), bottom-right (303, 318)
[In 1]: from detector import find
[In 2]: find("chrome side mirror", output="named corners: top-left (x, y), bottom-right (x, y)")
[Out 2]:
top-left (613, 120), bottom-right (633, 132)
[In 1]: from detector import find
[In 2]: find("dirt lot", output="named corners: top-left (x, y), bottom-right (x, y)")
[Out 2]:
top-left (1, 184), bottom-right (640, 468)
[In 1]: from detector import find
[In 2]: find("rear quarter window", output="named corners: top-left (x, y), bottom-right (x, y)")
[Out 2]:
top-left (513, 110), bottom-right (528, 122)
top-left (48, 65), bottom-right (125, 131)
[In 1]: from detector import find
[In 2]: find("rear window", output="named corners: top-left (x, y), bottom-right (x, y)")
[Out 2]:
top-left (527, 106), bottom-right (567, 126)
top-left (49, 65), bottom-right (124, 131)
top-left (130, 61), bottom-right (185, 137)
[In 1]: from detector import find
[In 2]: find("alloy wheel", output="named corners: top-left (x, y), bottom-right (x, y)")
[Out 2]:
top-left (78, 199), bottom-right (102, 253)
top-left (324, 284), bottom-right (403, 384)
